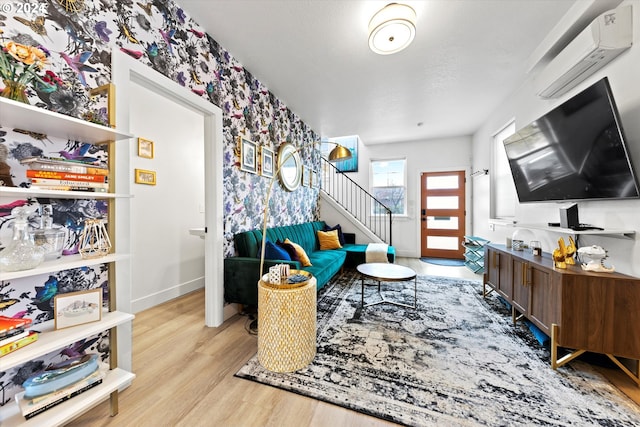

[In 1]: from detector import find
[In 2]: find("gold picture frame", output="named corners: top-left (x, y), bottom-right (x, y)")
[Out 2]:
top-left (135, 168), bottom-right (157, 185)
top-left (138, 137), bottom-right (154, 159)
top-left (239, 136), bottom-right (257, 174)
top-left (260, 146), bottom-right (274, 178)
top-left (54, 289), bottom-right (102, 330)
top-left (88, 83), bottom-right (115, 128)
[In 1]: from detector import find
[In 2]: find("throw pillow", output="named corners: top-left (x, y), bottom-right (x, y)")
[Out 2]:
top-left (284, 238), bottom-right (312, 267)
top-left (264, 239), bottom-right (291, 260)
top-left (323, 223), bottom-right (345, 246)
top-left (317, 229), bottom-right (342, 250)
top-left (276, 240), bottom-right (300, 262)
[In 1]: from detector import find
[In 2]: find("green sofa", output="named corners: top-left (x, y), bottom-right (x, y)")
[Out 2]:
top-left (223, 221), bottom-right (395, 307)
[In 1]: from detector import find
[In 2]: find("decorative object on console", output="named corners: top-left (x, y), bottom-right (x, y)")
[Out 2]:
top-left (239, 135), bottom-right (257, 174)
top-left (511, 228), bottom-right (534, 251)
top-left (577, 245), bottom-right (615, 272)
top-left (78, 218), bottom-right (111, 259)
top-left (0, 206), bottom-right (45, 272)
top-left (552, 237), bottom-right (576, 269)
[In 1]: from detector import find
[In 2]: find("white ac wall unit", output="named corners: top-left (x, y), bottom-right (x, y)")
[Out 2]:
top-left (536, 5), bottom-right (632, 99)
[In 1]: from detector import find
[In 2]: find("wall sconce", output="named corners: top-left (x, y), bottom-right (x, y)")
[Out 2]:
top-left (368, 3), bottom-right (417, 55)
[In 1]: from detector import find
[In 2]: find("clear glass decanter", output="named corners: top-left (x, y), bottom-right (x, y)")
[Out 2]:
top-left (0, 207), bottom-right (45, 272)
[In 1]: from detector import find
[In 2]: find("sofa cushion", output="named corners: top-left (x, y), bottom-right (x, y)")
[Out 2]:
top-left (277, 240), bottom-right (300, 261)
top-left (285, 238), bottom-right (312, 266)
top-left (317, 229), bottom-right (342, 250)
top-left (264, 239), bottom-right (290, 260)
top-left (323, 223), bottom-right (346, 246)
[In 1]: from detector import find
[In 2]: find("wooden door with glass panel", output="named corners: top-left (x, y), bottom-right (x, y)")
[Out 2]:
top-left (420, 171), bottom-right (465, 259)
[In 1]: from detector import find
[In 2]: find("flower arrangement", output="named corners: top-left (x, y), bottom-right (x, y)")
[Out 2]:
top-left (0, 40), bottom-right (56, 103)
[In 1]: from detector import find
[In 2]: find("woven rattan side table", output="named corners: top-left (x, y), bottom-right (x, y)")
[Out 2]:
top-left (257, 274), bottom-right (317, 372)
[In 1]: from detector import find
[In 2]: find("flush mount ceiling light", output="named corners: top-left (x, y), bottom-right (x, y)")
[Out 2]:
top-left (368, 3), bottom-right (417, 55)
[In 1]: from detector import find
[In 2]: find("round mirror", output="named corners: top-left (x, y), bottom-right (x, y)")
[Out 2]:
top-left (278, 143), bottom-right (302, 191)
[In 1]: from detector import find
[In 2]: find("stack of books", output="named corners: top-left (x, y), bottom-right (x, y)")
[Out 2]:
top-left (16, 355), bottom-right (105, 419)
top-left (0, 316), bottom-right (38, 357)
top-left (20, 157), bottom-right (109, 192)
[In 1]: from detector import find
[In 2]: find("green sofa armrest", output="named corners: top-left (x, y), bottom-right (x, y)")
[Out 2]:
top-left (224, 257), bottom-right (301, 306)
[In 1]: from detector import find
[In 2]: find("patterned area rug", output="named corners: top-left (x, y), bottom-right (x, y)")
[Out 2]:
top-left (235, 270), bottom-right (640, 426)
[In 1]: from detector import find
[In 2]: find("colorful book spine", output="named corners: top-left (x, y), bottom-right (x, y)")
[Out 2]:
top-left (0, 331), bottom-right (38, 357)
top-left (0, 329), bottom-right (29, 347)
top-left (20, 157), bottom-right (109, 176)
top-left (29, 178), bottom-right (109, 190)
top-left (0, 316), bottom-right (32, 337)
top-left (26, 170), bottom-right (107, 183)
top-left (28, 185), bottom-right (108, 193)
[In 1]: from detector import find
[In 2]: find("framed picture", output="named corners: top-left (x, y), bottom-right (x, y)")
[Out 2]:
top-left (312, 169), bottom-right (319, 188)
top-left (322, 136), bottom-right (358, 172)
top-left (135, 168), bottom-right (157, 185)
top-left (54, 289), bottom-right (102, 330)
top-left (239, 136), bottom-right (257, 174)
top-left (138, 137), bottom-right (154, 159)
top-left (260, 146), bottom-right (274, 178)
top-left (302, 165), bottom-right (311, 187)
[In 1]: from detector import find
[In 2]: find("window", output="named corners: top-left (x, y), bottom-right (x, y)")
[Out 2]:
top-left (491, 121), bottom-right (517, 219)
top-left (371, 159), bottom-right (406, 215)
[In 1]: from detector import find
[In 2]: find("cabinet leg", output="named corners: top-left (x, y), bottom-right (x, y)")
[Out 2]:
top-left (606, 354), bottom-right (640, 387)
top-left (551, 323), bottom-right (585, 370)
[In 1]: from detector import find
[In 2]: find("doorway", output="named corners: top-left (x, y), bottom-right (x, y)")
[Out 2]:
top-left (420, 171), bottom-right (466, 259)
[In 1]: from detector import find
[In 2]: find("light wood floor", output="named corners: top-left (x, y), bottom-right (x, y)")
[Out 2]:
top-left (67, 258), bottom-right (639, 426)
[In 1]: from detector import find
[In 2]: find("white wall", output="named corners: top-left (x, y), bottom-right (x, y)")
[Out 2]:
top-left (321, 136), bottom-right (472, 257)
top-left (472, 0), bottom-right (640, 277)
top-left (129, 81), bottom-right (206, 312)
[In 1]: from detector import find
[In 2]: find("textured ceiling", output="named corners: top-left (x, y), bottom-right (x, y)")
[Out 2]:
top-left (178, 0), bottom-right (590, 145)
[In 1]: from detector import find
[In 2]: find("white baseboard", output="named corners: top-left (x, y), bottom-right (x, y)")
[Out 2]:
top-left (131, 277), bottom-right (204, 313)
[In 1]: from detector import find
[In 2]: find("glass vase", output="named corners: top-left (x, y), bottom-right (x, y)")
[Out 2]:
top-left (1, 79), bottom-right (29, 104)
top-left (0, 208), bottom-right (45, 272)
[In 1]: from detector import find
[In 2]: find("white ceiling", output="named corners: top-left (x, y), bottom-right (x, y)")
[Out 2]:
top-left (177, 0), bottom-right (616, 145)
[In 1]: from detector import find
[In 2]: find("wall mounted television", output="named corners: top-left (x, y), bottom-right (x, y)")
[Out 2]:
top-left (503, 77), bottom-right (639, 203)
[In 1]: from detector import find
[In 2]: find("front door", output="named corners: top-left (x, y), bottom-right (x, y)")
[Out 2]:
top-left (420, 170), bottom-right (466, 259)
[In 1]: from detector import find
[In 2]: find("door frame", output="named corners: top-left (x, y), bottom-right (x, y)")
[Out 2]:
top-left (416, 167), bottom-right (471, 258)
top-left (112, 51), bottom-right (224, 329)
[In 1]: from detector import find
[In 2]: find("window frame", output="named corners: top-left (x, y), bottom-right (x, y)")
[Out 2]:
top-left (369, 157), bottom-right (407, 216)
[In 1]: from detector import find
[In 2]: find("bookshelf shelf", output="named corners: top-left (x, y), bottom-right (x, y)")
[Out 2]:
top-left (0, 187), bottom-right (132, 200)
top-left (0, 368), bottom-right (135, 427)
top-left (0, 97), bottom-right (133, 144)
top-left (0, 311), bottom-right (134, 372)
top-left (1, 253), bottom-right (130, 281)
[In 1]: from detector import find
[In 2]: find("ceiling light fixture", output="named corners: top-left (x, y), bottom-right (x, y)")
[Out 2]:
top-left (368, 3), bottom-right (417, 55)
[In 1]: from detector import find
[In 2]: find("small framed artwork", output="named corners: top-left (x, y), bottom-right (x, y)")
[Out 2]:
top-left (239, 136), bottom-right (257, 174)
top-left (260, 146), bottom-right (274, 178)
top-left (138, 137), bottom-right (154, 159)
top-left (54, 289), bottom-right (102, 330)
top-left (135, 168), bottom-right (157, 185)
top-left (312, 169), bottom-right (319, 188)
top-left (302, 165), bottom-right (311, 187)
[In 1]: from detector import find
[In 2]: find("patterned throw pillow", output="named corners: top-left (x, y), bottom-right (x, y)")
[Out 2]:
top-left (317, 229), bottom-right (342, 250)
top-left (284, 238), bottom-right (312, 267)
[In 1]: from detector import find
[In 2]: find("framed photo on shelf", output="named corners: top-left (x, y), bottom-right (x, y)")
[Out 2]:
top-left (239, 136), bottom-right (257, 174)
top-left (260, 146), bottom-right (274, 178)
top-left (138, 137), bottom-right (154, 159)
top-left (54, 289), bottom-right (102, 330)
top-left (135, 168), bottom-right (156, 185)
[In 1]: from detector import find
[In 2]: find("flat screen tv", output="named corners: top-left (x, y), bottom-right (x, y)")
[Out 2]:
top-left (503, 77), bottom-right (639, 203)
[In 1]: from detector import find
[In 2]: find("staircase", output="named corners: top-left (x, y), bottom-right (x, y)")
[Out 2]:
top-left (320, 157), bottom-right (392, 245)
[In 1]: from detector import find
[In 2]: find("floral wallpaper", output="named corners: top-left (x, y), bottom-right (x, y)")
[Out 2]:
top-left (0, 0), bottom-right (320, 403)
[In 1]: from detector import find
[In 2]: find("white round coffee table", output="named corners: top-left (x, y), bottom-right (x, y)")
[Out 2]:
top-left (356, 263), bottom-right (417, 309)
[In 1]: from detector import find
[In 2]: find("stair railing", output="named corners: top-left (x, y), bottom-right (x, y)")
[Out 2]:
top-left (320, 157), bottom-right (392, 245)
